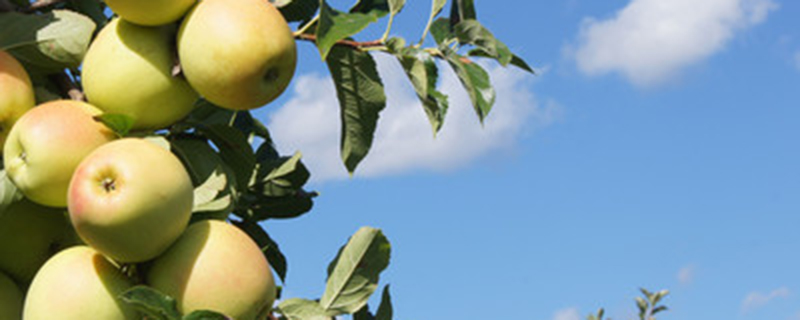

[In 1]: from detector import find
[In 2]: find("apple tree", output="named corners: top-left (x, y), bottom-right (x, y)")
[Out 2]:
top-left (0, 0), bottom-right (532, 318)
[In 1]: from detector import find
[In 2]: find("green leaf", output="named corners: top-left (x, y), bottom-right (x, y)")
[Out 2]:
top-left (420, 0), bottom-right (447, 45)
top-left (231, 219), bottom-right (288, 284)
top-left (119, 286), bottom-right (182, 320)
top-left (375, 285), bottom-right (392, 320)
top-left (468, 48), bottom-right (534, 73)
top-left (272, 0), bottom-right (319, 23)
top-left (195, 124), bottom-right (256, 193)
top-left (320, 227), bottom-right (391, 315)
top-left (444, 49), bottom-right (495, 123)
top-left (0, 171), bottom-right (22, 217)
top-left (353, 307), bottom-right (375, 320)
top-left (453, 19), bottom-right (512, 66)
top-left (325, 46), bottom-right (386, 174)
top-left (254, 152), bottom-right (310, 197)
top-left (242, 191), bottom-right (316, 221)
top-left (0, 10), bottom-right (96, 71)
top-left (316, 2), bottom-right (378, 60)
top-left (67, 0), bottom-right (108, 29)
top-left (395, 47), bottom-right (449, 134)
top-left (388, 0), bottom-right (405, 16)
top-left (429, 17), bottom-right (453, 46)
top-left (277, 298), bottom-right (331, 320)
top-left (185, 100), bottom-right (236, 128)
top-left (170, 136), bottom-right (235, 220)
top-left (349, 0), bottom-right (389, 18)
top-left (183, 310), bottom-right (232, 320)
top-left (93, 114), bottom-right (135, 137)
top-left (449, 0), bottom-right (476, 26)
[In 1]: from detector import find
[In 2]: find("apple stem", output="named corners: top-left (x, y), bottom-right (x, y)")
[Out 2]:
top-left (102, 177), bottom-right (116, 192)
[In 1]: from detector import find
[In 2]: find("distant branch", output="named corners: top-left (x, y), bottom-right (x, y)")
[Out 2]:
top-left (295, 33), bottom-right (385, 50)
top-left (50, 73), bottom-right (85, 101)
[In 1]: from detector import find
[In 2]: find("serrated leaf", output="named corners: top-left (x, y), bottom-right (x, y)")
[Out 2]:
top-left (0, 171), bottom-right (22, 217)
top-left (349, 0), bottom-right (389, 18)
top-left (429, 17), bottom-right (452, 46)
top-left (195, 124), bottom-right (256, 193)
top-left (375, 285), bottom-right (392, 320)
top-left (453, 19), bottom-right (512, 66)
top-left (67, 0), bottom-right (108, 29)
top-left (651, 305), bottom-right (668, 314)
top-left (325, 46), bottom-right (386, 174)
top-left (444, 49), bottom-right (495, 123)
top-left (183, 310), bottom-right (232, 320)
top-left (94, 113), bottom-right (135, 137)
top-left (395, 48), bottom-right (449, 134)
top-left (316, 2), bottom-right (378, 60)
top-left (232, 219), bottom-right (288, 283)
top-left (1, 10), bottom-right (95, 71)
top-left (388, 0), bottom-right (405, 15)
top-left (277, 298), bottom-right (330, 320)
top-left (420, 0), bottom-right (447, 45)
top-left (119, 286), bottom-right (182, 320)
top-left (449, 0), bottom-right (476, 27)
top-left (243, 191), bottom-right (316, 221)
top-left (320, 227), bottom-right (391, 315)
top-left (186, 100), bottom-right (236, 127)
top-left (272, 0), bottom-right (319, 23)
top-left (468, 48), bottom-right (534, 73)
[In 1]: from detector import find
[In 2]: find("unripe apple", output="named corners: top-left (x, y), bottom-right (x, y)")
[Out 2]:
top-left (0, 50), bottom-right (35, 150)
top-left (0, 199), bottom-right (75, 285)
top-left (23, 246), bottom-right (137, 320)
top-left (147, 220), bottom-right (276, 319)
top-left (68, 138), bottom-right (193, 263)
top-left (3, 100), bottom-right (116, 207)
top-left (178, 0), bottom-right (297, 110)
top-left (0, 271), bottom-right (23, 320)
top-left (82, 18), bottom-right (199, 130)
top-left (104, 0), bottom-right (195, 26)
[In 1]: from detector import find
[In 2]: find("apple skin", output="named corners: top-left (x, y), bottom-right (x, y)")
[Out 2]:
top-left (82, 18), bottom-right (199, 130)
top-left (0, 271), bottom-right (23, 320)
top-left (104, 0), bottom-right (195, 26)
top-left (0, 50), bottom-right (35, 150)
top-left (0, 199), bottom-right (75, 285)
top-left (23, 246), bottom-right (137, 320)
top-left (68, 138), bottom-right (193, 263)
top-left (178, 0), bottom-right (297, 110)
top-left (3, 100), bottom-right (116, 207)
top-left (146, 220), bottom-right (276, 319)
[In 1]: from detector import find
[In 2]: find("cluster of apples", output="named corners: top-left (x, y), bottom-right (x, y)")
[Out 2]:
top-left (0, 0), bottom-right (297, 317)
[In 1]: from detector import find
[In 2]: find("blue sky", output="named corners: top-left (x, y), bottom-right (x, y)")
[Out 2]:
top-left (254, 1), bottom-right (800, 319)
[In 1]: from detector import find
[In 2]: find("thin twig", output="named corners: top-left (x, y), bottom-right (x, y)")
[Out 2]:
top-left (295, 33), bottom-right (385, 50)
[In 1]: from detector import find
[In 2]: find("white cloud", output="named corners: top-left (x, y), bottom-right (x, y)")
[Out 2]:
top-left (568, 0), bottom-right (778, 86)
top-left (267, 56), bottom-right (554, 183)
top-left (741, 287), bottom-right (790, 313)
top-left (552, 307), bottom-right (581, 320)
top-left (677, 265), bottom-right (695, 285)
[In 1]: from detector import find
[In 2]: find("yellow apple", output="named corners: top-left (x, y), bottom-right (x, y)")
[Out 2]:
top-left (68, 138), bottom-right (193, 263)
top-left (146, 220), bottom-right (276, 319)
top-left (178, 0), bottom-right (297, 110)
top-left (0, 271), bottom-right (23, 320)
top-left (82, 18), bottom-right (199, 130)
top-left (0, 50), bottom-right (35, 150)
top-left (23, 246), bottom-right (137, 320)
top-left (104, 0), bottom-right (195, 26)
top-left (0, 199), bottom-right (74, 285)
top-left (3, 100), bottom-right (116, 207)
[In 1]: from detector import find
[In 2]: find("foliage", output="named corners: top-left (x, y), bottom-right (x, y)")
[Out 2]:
top-left (586, 288), bottom-right (669, 320)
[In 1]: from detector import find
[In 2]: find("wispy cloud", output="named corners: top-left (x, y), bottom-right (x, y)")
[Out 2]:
top-left (552, 307), bottom-right (581, 320)
top-left (741, 287), bottom-right (790, 313)
top-left (267, 56), bottom-right (556, 183)
top-left (567, 0), bottom-right (778, 86)
top-left (677, 265), bottom-right (695, 285)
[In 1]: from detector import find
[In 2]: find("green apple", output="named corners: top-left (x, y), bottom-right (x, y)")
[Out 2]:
top-left (0, 50), bottom-right (35, 150)
top-left (3, 100), bottom-right (116, 207)
top-left (104, 0), bottom-right (195, 26)
top-left (23, 246), bottom-right (137, 320)
top-left (0, 271), bottom-right (23, 320)
top-left (147, 220), bottom-right (276, 319)
top-left (68, 138), bottom-right (193, 263)
top-left (0, 199), bottom-right (74, 285)
top-left (178, 0), bottom-right (297, 110)
top-left (82, 18), bottom-right (199, 130)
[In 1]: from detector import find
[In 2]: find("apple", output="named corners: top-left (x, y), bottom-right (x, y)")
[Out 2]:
top-left (177, 0), bottom-right (296, 110)
top-left (0, 50), bottom-right (35, 150)
top-left (104, 0), bottom-right (195, 26)
top-left (3, 100), bottom-right (116, 207)
top-left (0, 199), bottom-right (75, 285)
top-left (23, 246), bottom-right (137, 320)
top-left (82, 18), bottom-right (199, 130)
top-left (146, 220), bottom-right (276, 319)
top-left (68, 138), bottom-right (193, 263)
top-left (0, 271), bottom-right (23, 320)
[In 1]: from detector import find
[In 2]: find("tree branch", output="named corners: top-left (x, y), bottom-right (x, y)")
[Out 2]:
top-left (49, 73), bottom-right (85, 101)
top-left (21, 0), bottom-right (64, 12)
top-left (295, 33), bottom-right (385, 50)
